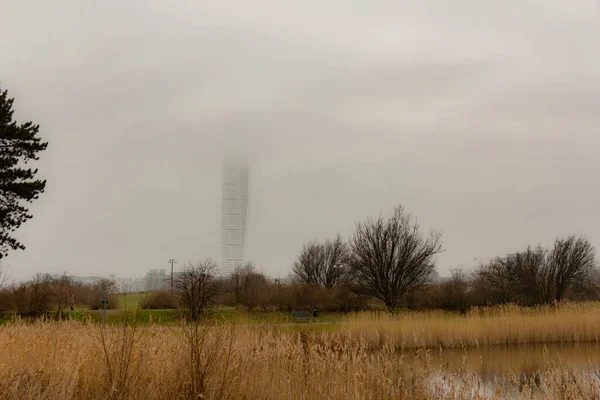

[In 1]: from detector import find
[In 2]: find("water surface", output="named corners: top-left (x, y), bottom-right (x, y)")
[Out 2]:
top-left (404, 342), bottom-right (600, 380)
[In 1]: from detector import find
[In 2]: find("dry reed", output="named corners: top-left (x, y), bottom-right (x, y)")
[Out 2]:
top-left (1, 304), bottom-right (600, 399)
top-left (344, 302), bottom-right (600, 349)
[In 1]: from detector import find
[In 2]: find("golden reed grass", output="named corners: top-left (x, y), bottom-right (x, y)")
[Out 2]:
top-left (1, 303), bottom-right (600, 399)
top-left (344, 302), bottom-right (600, 349)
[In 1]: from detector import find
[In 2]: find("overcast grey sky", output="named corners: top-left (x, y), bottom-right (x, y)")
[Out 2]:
top-left (1, 1), bottom-right (599, 280)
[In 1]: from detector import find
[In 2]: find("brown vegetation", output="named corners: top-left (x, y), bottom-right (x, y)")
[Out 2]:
top-left (140, 291), bottom-right (174, 310)
top-left (344, 302), bottom-right (600, 350)
top-left (228, 262), bottom-right (269, 311)
top-left (474, 235), bottom-right (596, 307)
top-left (0, 274), bottom-right (118, 316)
top-left (292, 233), bottom-right (350, 289)
top-left (3, 209), bottom-right (598, 319)
top-left (173, 259), bottom-right (221, 320)
top-left (3, 305), bottom-right (600, 399)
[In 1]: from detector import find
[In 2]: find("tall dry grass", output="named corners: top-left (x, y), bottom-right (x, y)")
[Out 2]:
top-left (0, 320), bottom-right (432, 399)
top-left (2, 304), bottom-right (600, 399)
top-left (344, 302), bottom-right (600, 349)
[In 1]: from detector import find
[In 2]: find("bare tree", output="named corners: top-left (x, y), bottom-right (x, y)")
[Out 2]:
top-left (292, 234), bottom-right (350, 289)
top-left (447, 268), bottom-right (471, 314)
top-left (474, 257), bottom-right (519, 304)
top-left (230, 262), bottom-right (268, 311)
top-left (508, 237), bottom-right (595, 305)
top-left (0, 262), bottom-right (9, 289)
top-left (547, 235), bottom-right (596, 302)
top-left (349, 205), bottom-right (443, 312)
top-left (174, 259), bottom-right (221, 320)
top-left (476, 236), bottom-right (596, 305)
top-left (13, 273), bottom-right (54, 315)
top-left (53, 273), bottom-right (75, 318)
top-left (93, 278), bottom-right (117, 294)
top-left (511, 245), bottom-right (552, 305)
top-left (86, 278), bottom-right (118, 310)
top-left (322, 234), bottom-right (351, 288)
top-left (292, 241), bottom-right (322, 287)
top-left (579, 266), bottom-right (600, 301)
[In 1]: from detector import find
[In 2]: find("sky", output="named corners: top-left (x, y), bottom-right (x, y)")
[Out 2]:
top-left (1, 1), bottom-right (599, 281)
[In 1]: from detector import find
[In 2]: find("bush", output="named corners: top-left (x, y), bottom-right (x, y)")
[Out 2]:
top-left (0, 288), bottom-right (13, 312)
top-left (81, 278), bottom-right (118, 310)
top-left (269, 280), bottom-right (370, 313)
top-left (84, 293), bottom-right (119, 310)
top-left (11, 274), bottom-right (54, 316)
top-left (141, 291), bottom-right (175, 309)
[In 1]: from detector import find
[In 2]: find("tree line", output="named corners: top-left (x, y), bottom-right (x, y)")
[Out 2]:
top-left (472, 235), bottom-right (597, 306)
top-left (0, 270), bottom-right (118, 317)
top-left (2, 205), bottom-right (598, 319)
top-left (146, 205), bottom-right (598, 318)
top-left (147, 205), bottom-right (439, 317)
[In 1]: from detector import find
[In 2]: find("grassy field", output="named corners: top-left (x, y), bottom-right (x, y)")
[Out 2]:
top-left (60, 293), bottom-right (345, 326)
top-left (3, 303), bottom-right (600, 398)
top-left (62, 308), bottom-right (181, 326)
top-left (115, 293), bottom-right (144, 310)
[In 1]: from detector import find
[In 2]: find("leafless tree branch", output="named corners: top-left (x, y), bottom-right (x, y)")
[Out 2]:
top-left (292, 234), bottom-right (350, 289)
top-left (173, 259), bottom-right (221, 320)
top-left (349, 205), bottom-right (443, 312)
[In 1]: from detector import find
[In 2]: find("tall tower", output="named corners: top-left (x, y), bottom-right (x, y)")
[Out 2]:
top-left (221, 156), bottom-right (249, 276)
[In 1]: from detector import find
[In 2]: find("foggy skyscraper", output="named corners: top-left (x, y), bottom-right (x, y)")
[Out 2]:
top-left (220, 156), bottom-right (249, 275)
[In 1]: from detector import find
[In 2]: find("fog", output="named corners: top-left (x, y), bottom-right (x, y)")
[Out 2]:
top-left (1, 1), bottom-right (599, 280)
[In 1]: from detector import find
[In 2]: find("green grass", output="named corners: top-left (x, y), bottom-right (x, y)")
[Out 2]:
top-left (206, 308), bottom-right (291, 324)
top-left (115, 293), bottom-right (145, 311)
top-left (55, 306), bottom-right (345, 327)
top-left (1, 292), bottom-right (346, 328)
top-left (62, 309), bottom-right (181, 326)
top-left (205, 308), bottom-right (345, 325)
top-left (0, 313), bottom-right (12, 326)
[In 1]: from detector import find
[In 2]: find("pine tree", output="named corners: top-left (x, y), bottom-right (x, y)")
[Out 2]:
top-left (0, 87), bottom-right (48, 259)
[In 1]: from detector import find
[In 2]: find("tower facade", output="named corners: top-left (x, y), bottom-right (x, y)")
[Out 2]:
top-left (220, 156), bottom-right (249, 275)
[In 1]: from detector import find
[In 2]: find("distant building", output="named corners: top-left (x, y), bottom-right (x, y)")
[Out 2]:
top-left (132, 278), bottom-right (145, 293)
top-left (113, 277), bottom-right (146, 293)
top-left (62, 274), bottom-right (146, 293)
top-left (113, 278), bottom-right (129, 293)
top-left (145, 269), bottom-right (167, 291)
top-left (221, 155), bottom-right (250, 276)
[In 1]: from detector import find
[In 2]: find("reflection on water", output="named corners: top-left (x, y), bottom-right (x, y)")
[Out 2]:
top-left (403, 342), bottom-right (600, 381)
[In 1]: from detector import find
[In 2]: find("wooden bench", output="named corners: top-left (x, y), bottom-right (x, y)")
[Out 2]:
top-left (291, 311), bottom-right (310, 322)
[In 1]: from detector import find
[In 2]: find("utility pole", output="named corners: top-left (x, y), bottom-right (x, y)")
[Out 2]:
top-left (100, 296), bottom-right (109, 328)
top-left (168, 259), bottom-right (177, 304)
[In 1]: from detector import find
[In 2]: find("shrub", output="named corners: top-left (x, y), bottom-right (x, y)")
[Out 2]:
top-left (87, 296), bottom-right (119, 311)
top-left (141, 291), bottom-right (175, 309)
top-left (11, 274), bottom-right (54, 316)
top-left (81, 279), bottom-right (118, 310)
top-left (0, 288), bottom-right (13, 312)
